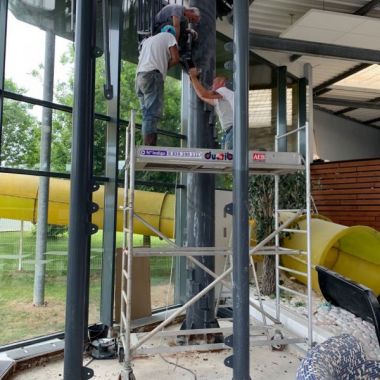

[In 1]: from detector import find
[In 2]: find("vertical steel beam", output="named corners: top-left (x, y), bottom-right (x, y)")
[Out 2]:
top-left (304, 63), bottom-right (316, 162)
top-left (0, 0), bottom-right (8, 158)
top-left (33, 31), bottom-right (55, 306)
top-left (174, 72), bottom-right (189, 305)
top-left (100, 0), bottom-right (122, 328)
top-left (185, 0), bottom-right (217, 331)
top-left (276, 66), bottom-right (287, 152)
top-left (233, 0), bottom-right (250, 379)
top-left (63, 0), bottom-right (97, 378)
top-left (297, 78), bottom-right (307, 158)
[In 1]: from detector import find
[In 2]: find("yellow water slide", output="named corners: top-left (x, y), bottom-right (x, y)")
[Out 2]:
top-left (0, 173), bottom-right (175, 238)
top-left (280, 212), bottom-right (380, 296)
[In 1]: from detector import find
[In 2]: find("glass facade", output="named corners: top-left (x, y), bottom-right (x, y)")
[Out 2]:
top-left (0, 3), bottom-right (107, 346)
top-left (0, 0), bottom-right (182, 348)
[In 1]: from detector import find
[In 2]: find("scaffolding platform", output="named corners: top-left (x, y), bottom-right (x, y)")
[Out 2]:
top-left (134, 146), bottom-right (304, 174)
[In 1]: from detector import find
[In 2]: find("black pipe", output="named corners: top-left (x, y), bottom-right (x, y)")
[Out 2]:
top-left (232, 0), bottom-right (250, 379)
top-left (63, 0), bottom-right (97, 378)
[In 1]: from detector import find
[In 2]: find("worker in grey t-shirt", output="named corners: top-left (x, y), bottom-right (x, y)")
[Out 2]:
top-left (154, 4), bottom-right (200, 42)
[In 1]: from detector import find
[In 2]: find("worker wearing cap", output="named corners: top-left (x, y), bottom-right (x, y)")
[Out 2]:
top-left (135, 25), bottom-right (179, 146)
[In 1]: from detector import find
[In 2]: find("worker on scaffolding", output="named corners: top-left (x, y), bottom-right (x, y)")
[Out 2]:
top-left (188, 68), bottom-right (234, 149)
top-left (154, 4), bottom-right (200, 72)
top-left (135, 25), bottom-right (179, 146)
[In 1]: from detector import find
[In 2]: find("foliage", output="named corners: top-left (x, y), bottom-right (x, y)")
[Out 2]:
top-left (31, 224), bottom-right (68, 239)
top-left (119, 61), bottom-right (181, 192)
top-left (248, 171), bottom-right (306, 241)
top-left (1, 79), bottom-right (41, 168)
top-left (248, 171), bottom-right (306, 295)
top-left (2, 43), bottom-right (182, 190)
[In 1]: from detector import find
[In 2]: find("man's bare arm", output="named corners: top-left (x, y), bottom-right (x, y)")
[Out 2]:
top-left (189, 68), bottom-right (222, 106)
top-left (168, 45), bottom-right (180, 68)
top-left (172, 16), bottom-right (181, 41)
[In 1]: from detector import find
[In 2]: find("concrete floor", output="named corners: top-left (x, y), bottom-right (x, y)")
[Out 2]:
top-left (11, 345), bottom-right (301, 379)
top-left (8, 318), bottom-right (303, 379)
top-left (7, 280), bottom-right (380, 379)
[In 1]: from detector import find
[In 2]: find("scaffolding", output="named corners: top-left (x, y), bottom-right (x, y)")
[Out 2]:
top-left (119, 110), bottom-right (313, 379)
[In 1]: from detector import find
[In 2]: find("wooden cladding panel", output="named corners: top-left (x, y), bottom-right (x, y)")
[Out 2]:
top-left (311, 159), bottom-right (380, 231)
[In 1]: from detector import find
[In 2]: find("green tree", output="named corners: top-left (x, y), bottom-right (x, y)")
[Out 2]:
top-left (119, 61), bottom-right (182, 192)
top-left (248, 172), bottom-right (306, 295)
top-left (51, 48), bottom-right (182, 190)
top-left (1, 79), bottom-right (40, 168)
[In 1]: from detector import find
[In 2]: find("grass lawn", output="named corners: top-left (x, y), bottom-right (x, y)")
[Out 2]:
top-left (0, 228), bottom-right (174, 345)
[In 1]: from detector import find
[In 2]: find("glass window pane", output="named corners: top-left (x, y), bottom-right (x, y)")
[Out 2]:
top-left (0, 173), bottom-right (106, 344)
top-left (1, 101), bottom-right (73, 173)
top-left (1, 98), bottom-right (41, 169)
top-left (1, 100), bottom-right (108, 176)
top-left (5, 11), bottom-right (74, 105)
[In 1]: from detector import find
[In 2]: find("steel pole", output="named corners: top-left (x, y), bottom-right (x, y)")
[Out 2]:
top-left (33, 30), bottom-right (55, 306)
top-left (63, 0), bottom-right (97, 378)
top-left (232, 0), bottom-right (250, 379)
top-left (185, 1), bottom-right (218, 332)
top-left (100, 0), bottom-right (122, 327)
top-left (0, 0), bottom-right (8, 157)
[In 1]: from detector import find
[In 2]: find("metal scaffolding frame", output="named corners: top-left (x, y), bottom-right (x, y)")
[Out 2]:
top-left (118, 110), bottom-right (313, 379)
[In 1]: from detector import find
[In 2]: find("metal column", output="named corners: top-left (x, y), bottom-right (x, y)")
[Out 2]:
top-left (304, 63), bottom-right (316, 162)
top-left (276, 66), bottom-right (287, 153)
top-left (100, 0), bottom-right (122, 328)
top-left (63, 0), bottom-right (97, 378)
top-left (0, 0), bottom-right (8, 154)
top-left (232, 0), bottom-right (250, 379)
top-left (33, 30), bottom-right (55, 306)
top-left (174, 72), bottom-right (190, 305)
top-left (185, 1), bottom-right (218, 332)
top-left (297, 78), bottom-right (307, 158)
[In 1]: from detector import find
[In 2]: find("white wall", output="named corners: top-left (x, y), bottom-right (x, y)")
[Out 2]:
top-left (314, 109), bottom-right (380, 161)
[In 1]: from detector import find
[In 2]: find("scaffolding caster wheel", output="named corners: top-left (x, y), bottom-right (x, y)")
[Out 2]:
top-left (271, 329), bottom-right (286, 351)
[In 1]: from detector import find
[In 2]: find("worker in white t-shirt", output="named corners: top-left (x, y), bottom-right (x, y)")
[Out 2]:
top-left (154, 5), bottom-right (200, 73)
top-left (135, 25), bottom-right (179, 145)
top-left (188, 68), bottom-right (234, 149)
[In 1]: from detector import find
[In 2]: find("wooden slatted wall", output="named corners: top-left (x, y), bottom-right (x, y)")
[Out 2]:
top-left (311, 158), bottom-right (380, 231)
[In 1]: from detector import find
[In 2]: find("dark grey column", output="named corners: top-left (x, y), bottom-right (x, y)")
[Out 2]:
top-left (232, 0), bottom-right (250, 379)
top-left (33, 30), bottom-right (55, 306)
top-left (276, 66), bottom-right (287, 152)
top-left (0, 0), bottom-right (8, 152)
top-left (100, 0), bottom-right (122, 328)
top-left (63, 0), bottom-right (97, 378)
top-left (185, 1), bottom-right (217, 332)
top-left (297, 78), bottom-right (307, 158)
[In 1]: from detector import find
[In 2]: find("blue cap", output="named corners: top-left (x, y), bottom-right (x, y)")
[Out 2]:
top-left (161, 25), bottom-right (176, 37)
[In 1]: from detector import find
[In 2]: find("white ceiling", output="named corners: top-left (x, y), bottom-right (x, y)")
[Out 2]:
top-left (281, 9), bottom-right (380, 49)
top-left (249, 0), bottom-right (380, 36)
top-left (244, 1), bottom-right (380, 128)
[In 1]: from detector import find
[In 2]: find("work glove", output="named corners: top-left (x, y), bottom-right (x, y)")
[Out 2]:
top-left (186, 28), bottom-right (198, 40)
